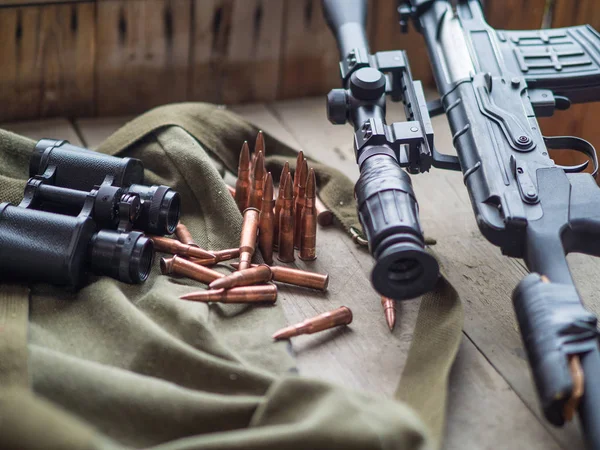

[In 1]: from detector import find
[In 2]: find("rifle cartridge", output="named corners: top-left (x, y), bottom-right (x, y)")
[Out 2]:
top-left (235, 141), bottom-right (251, 212)
top-left (238, 207), bottom-right (260, 270)
top-left (299, 168), bottom-right (317, 261)
top-left (259, 173), bottom-right (276, 264)
top-left (181, 284), bottom-right (277, 304)
top-left (277, 173), bottom-right (295, 263)
top-left (248, 151), bottom-right (266, 210)
top-left (274, 162), bottom-right (290, 248)
top-left (272, 306), bottom-right (352, 340)
top-left (209, 265), bottom-right (272, 290)
top-left (160, 255), bottom-right (224, 284)
top-left (294, 160), bottom-right (308, 249)
top-left (150, 236), bottom-right (216, 261)
top-left (230, 263), bottom-right (329, 291)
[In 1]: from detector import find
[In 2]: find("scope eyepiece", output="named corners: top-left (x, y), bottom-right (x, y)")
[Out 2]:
top-left (89, 230), bottom-right (154, 284)
top-left (355, 153), bottom-right (439, 300)
top-left (127, 185), bottom-right (181, 235)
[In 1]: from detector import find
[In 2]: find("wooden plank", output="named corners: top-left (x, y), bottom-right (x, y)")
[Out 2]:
top-left (277, 0), bottom-right (342, 99)
top-left (485, 0), bottom-right (547, 30)
top-left (189, 0), bottom-right (285, 104)
top-left (0, 1), bottom-right (89, 5)
top-left (266, 97), bottom-right (566, 449)
top-left (95, 0), bottom-right (192, 116)
top-left (1, 118), bottom-right (84, 145)
top-left (0, 2), bottom-right (95, 122)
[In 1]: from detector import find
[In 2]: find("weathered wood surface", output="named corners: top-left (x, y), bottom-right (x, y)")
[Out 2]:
top-left (74, 100), bottom-right (566, 449)
top-left (0, 2), bottom-right (95, 122)
top-left (3, 0), bottom-right (588, 122)
top-left (95, 0), bottom-right (192, 116)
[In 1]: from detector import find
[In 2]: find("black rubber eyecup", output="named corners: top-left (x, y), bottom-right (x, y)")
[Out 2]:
top-left (371, 241), bottom-right (439, 301)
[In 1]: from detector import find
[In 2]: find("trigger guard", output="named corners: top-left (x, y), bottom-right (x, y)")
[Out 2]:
top-left (544, 136), bottom-right (598, 177)
top-left (556, 160), bottom-right (589, 174)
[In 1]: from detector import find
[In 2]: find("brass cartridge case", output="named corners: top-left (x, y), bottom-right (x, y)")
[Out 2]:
top-left (181, 284), bottom-right (277, 304)
top-left (259, 173), bottom-right (275, 264)
top-left (230, 263), bottom-right (329, 291)
top-left (175, 223), bottom-right (196, 246)
top-left (160, 255), bottom-right (224, 284)
top-left (315, 196), bottom-right (333, 226)
top-left (239, 207), bottom-right (260, 270)
top-left (209, 265), bottom-right (272, 290)
top-left (293, 150), bottom-right (304, 202)
top-left (294, 160), bottom-right (308, 249)
top-left (150, 236), bottom-right (216, 261)
top-left (248, 151), bottom-right (266, 210)
top-left (235, 141), bottom-right (251, 212)
top-left (381, 296), bottom-right (396, 331)
top-left (274, 162), bottom-right (290, 248)
top-left (272, 306), bottom-right (353, 340)
top-left (277, 172), bottom-right (295, 263)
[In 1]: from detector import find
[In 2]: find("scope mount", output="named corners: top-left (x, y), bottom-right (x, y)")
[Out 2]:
top-left (326, 47), bottom-right (461, 173)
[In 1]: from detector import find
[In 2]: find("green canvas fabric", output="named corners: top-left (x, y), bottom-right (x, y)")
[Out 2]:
top-left (0, 102), bottom-right (463, 450)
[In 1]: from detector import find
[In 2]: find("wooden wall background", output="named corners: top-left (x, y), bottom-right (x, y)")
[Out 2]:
top-left (0, 0), bottom-right (598, 155)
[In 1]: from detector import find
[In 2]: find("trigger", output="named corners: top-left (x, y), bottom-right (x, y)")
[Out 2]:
top-left (556, 160), bottom-right (589, 173)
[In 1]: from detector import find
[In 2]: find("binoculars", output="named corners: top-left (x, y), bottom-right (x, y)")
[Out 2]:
top-left (0, 139), bottom-right (181, 287)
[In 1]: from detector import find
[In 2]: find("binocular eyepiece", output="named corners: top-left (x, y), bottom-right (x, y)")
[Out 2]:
top-left (355, 153), bottom-right (439, 300)
top-left (31, 139), bottom-right (181, 235)
top-left (0, 138), bottom-right (183, 287)
top-left (0, 204), bottom-right (153, 286)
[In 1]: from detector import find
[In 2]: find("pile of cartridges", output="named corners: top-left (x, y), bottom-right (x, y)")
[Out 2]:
top-left (234, 131), bottom-right (318, 264)
top-left (152, 132), bottom-right (353, 340)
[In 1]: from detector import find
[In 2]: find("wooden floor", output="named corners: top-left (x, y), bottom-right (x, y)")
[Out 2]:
top-left (4, 97), bottom-right (598, 450)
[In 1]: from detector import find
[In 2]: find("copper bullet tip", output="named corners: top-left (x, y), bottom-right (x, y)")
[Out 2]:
top-left (305, 168), bottom-right (315, 199)
top-left (381, 297), bottom-right (396, 331)
top-left (299, 168), bottom-right (317, 260)
top-left (263, 172), bottom-right (274, 202)
top-left (255, 130), bottom-right (265, 156)
top-left (277, 172), bottom-right (295, 263)
top-left (272, 306), bottom-right (352, 340)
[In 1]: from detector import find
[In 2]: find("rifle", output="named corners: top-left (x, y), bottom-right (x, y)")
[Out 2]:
top-left (322, 0), bottom-right (600, 447)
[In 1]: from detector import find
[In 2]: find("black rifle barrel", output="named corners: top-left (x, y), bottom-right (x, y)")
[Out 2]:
top-left (322, 0), bottom-right (370, 65)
